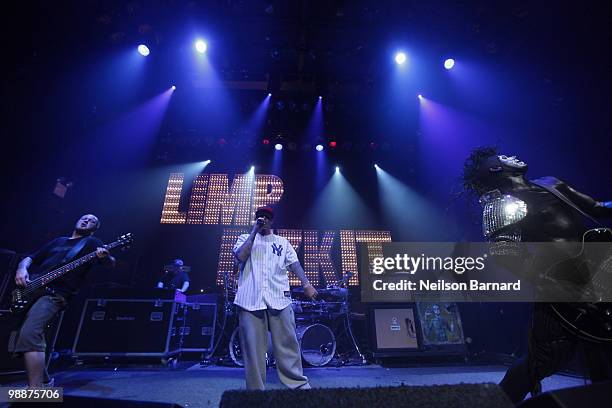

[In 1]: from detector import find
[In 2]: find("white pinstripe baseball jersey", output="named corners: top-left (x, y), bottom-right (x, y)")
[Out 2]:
top-left (233, 232), bottom-right (298, 311)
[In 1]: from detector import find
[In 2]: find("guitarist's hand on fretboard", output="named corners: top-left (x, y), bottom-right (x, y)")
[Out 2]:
top-left (95, 246), bottom-right (116, 267)
top-left (95, 247), bottom-right (110, 259)
top-left (15, 267), bottom-right (30, 287)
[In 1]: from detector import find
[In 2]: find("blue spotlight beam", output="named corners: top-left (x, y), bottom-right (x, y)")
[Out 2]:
top-left (272, 149), bottom-right (282, 175)
top-left (308, 167), bottom-right (370, 229)
top-left (86, 87), bottom-right (175, 170)
top-left (304, 97), bottom-right (324, 142)
top-left (244, 94), bottom-right (271, 139)
top-left (375, 166), bottom-right (447, 240)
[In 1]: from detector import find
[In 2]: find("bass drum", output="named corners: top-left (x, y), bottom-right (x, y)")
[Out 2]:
top-left (229, 326), bottom-right (274, 367)
top-left (296, 323), bottom-right (336, 367)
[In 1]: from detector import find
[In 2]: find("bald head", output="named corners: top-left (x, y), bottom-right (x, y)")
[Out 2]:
top-left (74, 214), bottom-right (100, 235)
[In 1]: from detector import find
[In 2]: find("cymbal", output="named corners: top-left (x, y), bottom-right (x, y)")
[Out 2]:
top-left (291, 286), bottom-right (347, 298)
top-left (292, 286), bottom-right (347, 292)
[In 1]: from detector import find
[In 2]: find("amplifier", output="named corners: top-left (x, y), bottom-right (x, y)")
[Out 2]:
top-left (179, 302), bottom-right (217, 352)
top-left (72, 299), bottom-right (182, 357)
top-left (368, 303), bottom-right (467, 358)
top-left (0, 249), bottom-right (18, 311)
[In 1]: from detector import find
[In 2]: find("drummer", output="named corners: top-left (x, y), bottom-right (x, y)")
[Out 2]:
top-left (157, 258), bottom-right (190, 293)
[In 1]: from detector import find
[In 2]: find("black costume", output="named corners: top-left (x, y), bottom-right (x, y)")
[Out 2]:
top-left (484, 177), bottom-right (612, 403)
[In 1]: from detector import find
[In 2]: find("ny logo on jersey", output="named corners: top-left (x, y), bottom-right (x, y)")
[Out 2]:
top-left (271, 243), bottom-right (283, 257)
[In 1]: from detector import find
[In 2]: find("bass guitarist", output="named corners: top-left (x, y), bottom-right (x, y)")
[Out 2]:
top-left (11, 214), bottom-right (115, 387)
top-left (462, 147), bottom-right (612, 404)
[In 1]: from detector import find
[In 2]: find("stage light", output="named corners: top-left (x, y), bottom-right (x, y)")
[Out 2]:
top-left (262, 138), bottom-right (270, 145)
top-left (316, 144), bottom-right (324, 151)
top-left (329, 141), bottom-right (337, 148)
top-left (203, 159), bottom-right (211, 164)
top-left (251, 165), bottom-right (255, 171)
top-left (137, 44), bottom-right (150, 56)
top-left (444, 58), bottom-right (455, 70)
top-left (395, 52), bottom-right (407, 65)
top-left (374, 164), bottom-right (379, 169)
top-left (275, 143), bottom-right (283, 151)
top-left (417, 94), bottom-right (423, 99)
top-left (318, 96), bottom-right (322, 99)
top-left (195, 39), bottom-right (208, 53)
top-left (335, 166), bottom-right (340, 172)
top-left (268, 93), bottom-right (272, 97)
top-left (171, 85), bottom-right (177, 90)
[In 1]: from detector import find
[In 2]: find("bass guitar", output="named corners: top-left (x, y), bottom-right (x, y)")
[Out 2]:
top-left (11, 233), bottom-right (133, 315)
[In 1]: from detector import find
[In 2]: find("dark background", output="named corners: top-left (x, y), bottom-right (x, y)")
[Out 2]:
top-left (1, 0), bottom-right (611, 355)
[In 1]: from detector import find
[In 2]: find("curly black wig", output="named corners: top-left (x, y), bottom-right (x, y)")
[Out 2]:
top-left (462, 146), bottom-right (498, 197)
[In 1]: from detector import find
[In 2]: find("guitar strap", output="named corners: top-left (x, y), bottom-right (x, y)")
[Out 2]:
top-left (531, 178), bottom-right (605, 227)
top-left (60, 236), bottom-right (91, 264)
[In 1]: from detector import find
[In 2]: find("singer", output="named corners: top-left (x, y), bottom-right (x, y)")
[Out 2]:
top-left (233, 206), bottom-right (318, 390)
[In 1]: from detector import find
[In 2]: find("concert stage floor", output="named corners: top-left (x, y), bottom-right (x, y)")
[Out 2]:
top-left (1, 364), bottom-right (584, 407)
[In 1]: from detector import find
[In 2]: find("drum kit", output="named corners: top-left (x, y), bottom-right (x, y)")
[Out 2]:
top-left (289, 285), bottom-right (348, 366)
top-left (217, 272), bottom-right (364, 367)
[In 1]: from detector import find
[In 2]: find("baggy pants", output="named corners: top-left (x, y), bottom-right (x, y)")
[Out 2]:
top-left (238, 305), bottom-right (310, 390)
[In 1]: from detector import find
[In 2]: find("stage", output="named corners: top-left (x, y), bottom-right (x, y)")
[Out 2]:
top-left (1, 363), bottom-right (584, 407)
top-left (2, 2), bottom-right (612, 407)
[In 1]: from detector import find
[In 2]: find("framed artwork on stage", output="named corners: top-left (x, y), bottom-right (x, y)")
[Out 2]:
top-left (416, 302), bottom-right (465, 346)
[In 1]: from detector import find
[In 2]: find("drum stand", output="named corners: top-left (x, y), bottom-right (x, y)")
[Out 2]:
top-left (330, 287), bottom-right (366, 365)
top-left (335, 272), bottom-right (366, 365)
top-left (342, 303), bottom-right (367, 365)
top-left (201, 271), bottom-right (235, 366)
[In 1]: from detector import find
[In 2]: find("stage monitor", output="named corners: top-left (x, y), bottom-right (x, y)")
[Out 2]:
top-left (370, 305), bottom-right (419, 356)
